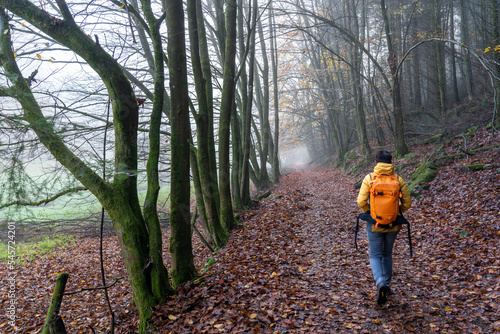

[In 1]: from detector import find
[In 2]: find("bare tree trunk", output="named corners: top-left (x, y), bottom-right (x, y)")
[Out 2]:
top-left (240, 0), bottom-right (258, 205)
top-left (348, 0), bottom-right (371, 158)
top-left (231, 98), bottom-right (244, 210)
top-left (460, 0), bottom-right (474, 101)
top-left (189, 141), bottom-right (215, 246)
top-left (218, 0), bottom-right (238, 231)
top-left (233, 0), bottom-right (248, 207)
top-left (165, 0), bottom-right (198, 286)
top-left (199, 0), bottom-right (220, 211)
top-left (380, 0), bottom-right (408, 157)
top-left (141, 0), bottom-right (176, 300)
top-left (450, 0), bottom-right (460, 104)
top-left (257, 18), bottom-right (271, 188)
top-left (187, 0), bottom-right (226, 248)
top-left (213, 0), bottom-right (226, 59)
top-left (332, 51), bottom-right (350, 160)
top-left (433, 0), bottom-right (446, 119)
top-left (269, 2), bottom-right (281, 183)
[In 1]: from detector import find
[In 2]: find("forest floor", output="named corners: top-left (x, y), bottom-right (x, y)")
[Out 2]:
top-left (1, 127), bottom-right (499, 334)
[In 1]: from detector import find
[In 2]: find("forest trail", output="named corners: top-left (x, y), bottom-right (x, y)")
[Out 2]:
top-left (152, 162), bottom-right (499, 333)
top-left (3, 145), bottom-right (499, 333)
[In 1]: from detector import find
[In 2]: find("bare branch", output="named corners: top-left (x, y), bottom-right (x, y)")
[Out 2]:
top-left (0, 186), bottom-right (87, 209)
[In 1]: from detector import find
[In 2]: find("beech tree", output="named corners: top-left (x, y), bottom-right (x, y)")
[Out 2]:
top-left (0, 0), bottom-right (195, 331)
top-left (187, 0), bottom-right (228, 248)
top-left (240, 0), bottom-right (258, 206)
top-left (218, 0), bottom-right (238, 231)
top-left (269, 1), bottom-right (281, 183)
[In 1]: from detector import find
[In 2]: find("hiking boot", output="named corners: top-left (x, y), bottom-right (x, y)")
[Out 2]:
top-left (377, 285), bottom-right (390, 305)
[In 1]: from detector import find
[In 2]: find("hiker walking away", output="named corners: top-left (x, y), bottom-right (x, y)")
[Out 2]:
top-left (356, 150), bottom-right (412, 305)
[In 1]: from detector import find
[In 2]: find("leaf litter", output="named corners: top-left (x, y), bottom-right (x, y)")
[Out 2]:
top-left (0, 128), bottom-right (499, 333)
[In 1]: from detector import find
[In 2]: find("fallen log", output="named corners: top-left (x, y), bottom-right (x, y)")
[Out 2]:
top-left (465, 163), bottom-right (498, 171)
top-left (253, 189), bottom-right (272, 201)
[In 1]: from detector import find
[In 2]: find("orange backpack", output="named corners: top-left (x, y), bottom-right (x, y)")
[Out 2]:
top-left (369, 173), bottom-right (401, 227)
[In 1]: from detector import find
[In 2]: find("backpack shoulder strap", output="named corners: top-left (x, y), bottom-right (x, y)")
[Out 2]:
top-left (369, 172), bottom-right (377, 181)
top-left (366, 173), bottom-right (373, 188)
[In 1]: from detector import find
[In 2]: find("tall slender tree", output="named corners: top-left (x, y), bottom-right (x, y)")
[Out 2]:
top-left (240, 0), bottom-right (258, 205)
top-left (140, 0), bottom-right (176, 302)
top-left (381, 0), bottom-right (408, 156)
top-left (269, 1), bottom-right (281, 183)
top-left (433, 0), bottom-right (446, 119)
top-left (449, 0), bottom-right (460, 104)
top-left (218, 0), bottom-right (238, 231)
top-left (165, 0), bottom-right (198, 285)
top-left (187, 0), bottom-right (227, 248)
top-left (460, 0), bottom-right (474, 101)
top-left (257, 18), bottom-right (271, 188)
top-left (347, 0), bottom-right (371, 158)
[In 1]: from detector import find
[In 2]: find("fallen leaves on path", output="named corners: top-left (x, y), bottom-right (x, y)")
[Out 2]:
top-left (1, 129), bottom-right (499, 333)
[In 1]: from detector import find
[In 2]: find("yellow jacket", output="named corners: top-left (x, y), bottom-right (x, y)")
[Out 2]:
top-left (357, 162), bottom-right (412, 232)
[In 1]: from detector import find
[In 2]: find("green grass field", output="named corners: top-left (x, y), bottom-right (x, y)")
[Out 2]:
top-left (0, 235), bottom-right (75, 264)
top-left (1, 187), bottom-right (172, 222)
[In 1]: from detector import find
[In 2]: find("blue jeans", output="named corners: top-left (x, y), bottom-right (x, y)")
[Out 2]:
top-left (366, 223), bottom-right (399, 288)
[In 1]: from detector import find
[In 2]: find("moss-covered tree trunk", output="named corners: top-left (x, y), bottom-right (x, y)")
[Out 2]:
top-left (248, 122), bottom-right (262, 188)
top-left (253, 70), bottom-right (265, 164)
top-left (219, 0), bottom-right (238, 232)
top-left (232, 0), bottom-right (248, 210)
top-left (165, 0), bottom-right (198, 285)
top-left (187, 0), bottom-right (227, 248)
top-left (240, 0), bottom-right (258, 206)
top-left (231, 98), bottom-right (244, 210)
top-left (198, 0), bottom-right (220, 209)
top-left (42, 272), bottom-right (69, 334)
top-left (0, 4), bottom-right (168, 332)
top-left (257, 19), bottom-right (271, 189)
top-left (189, 140), bottom-right (215, 246)
top-left (213, 0), bottom-right (226, 59)
top-left (140, 0), bottom-right (176, 301)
